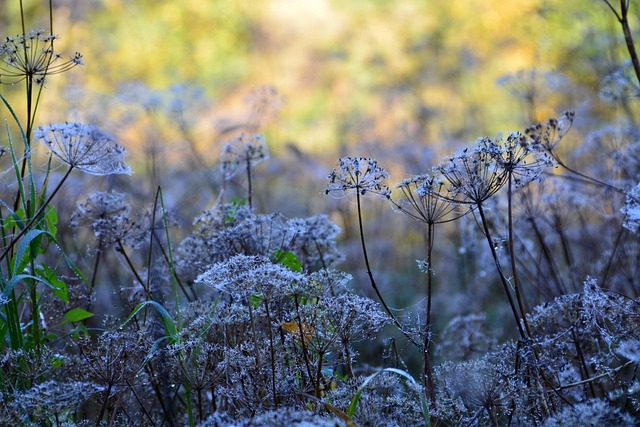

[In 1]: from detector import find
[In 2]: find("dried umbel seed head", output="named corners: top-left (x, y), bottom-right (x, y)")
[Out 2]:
top-left (220, 133), bottom-right (269, 179)
top-left (436, 138), bottom-right (508, 204)
top-left (393, 172), bottom-right (464, 224)
top-left (325, 157), bottom-right (391, 199)
top-left (35, 122), bottom-right (132, 176)
top-left (525, 111), bottom-right (575, 153)
top-left (0, 29), bottom-right (82, 85)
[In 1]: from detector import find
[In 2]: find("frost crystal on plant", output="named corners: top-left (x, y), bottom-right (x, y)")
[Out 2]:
top-left (393, 172), bottom-right (463, 223)
top-left (621, 182), bottom-right (640, 234)
top-left (524, 111), bottom-right (575, 153)
top-left (195, 254), bottom-right (307, 298)
top-left (325, 156), bottom-right (391, 199)
top-left (36, 122), bottom-right (132, 175)
top-left (220, 133), bottom-right (269, 179)
top-left (0, 29), bottom-right (82, 85)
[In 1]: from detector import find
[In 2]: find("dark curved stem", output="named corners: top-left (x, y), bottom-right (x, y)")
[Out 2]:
top-left (246, 158), bottom-right (253, 209)
top-left (476, 203), bottom-right (526, 339)
top-left (507, 174), bottom-right (532, 337)
top-left (355, 191), bottom-right (418, 346)
top-left (0, 166), bottom-right (74, 263)
top-left (423, 222), bottom-right (437, 406)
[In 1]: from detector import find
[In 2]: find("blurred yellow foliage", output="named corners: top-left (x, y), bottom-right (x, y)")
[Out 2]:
top-left (0, 0), bottom-right (627, 154)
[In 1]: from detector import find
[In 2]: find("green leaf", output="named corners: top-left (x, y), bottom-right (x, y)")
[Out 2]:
top-left (37, 265), bottom-right (69, 304)
top-left (44, 205), bottom-right (58, 237)
top-left (223, 197), bottom-right (247, 225)
top-left (121, 300), bottom-right (178, 343)
top-left (272, 250), bottom-right (302, 272)
top-left (1, 207), bottom-right (25, 232)
top-left (62, 307), bottom-right (94, 324)
top-left (249, 292), bottom-right (263, 309)
top-left (12, 229), bottom-right (48, 277)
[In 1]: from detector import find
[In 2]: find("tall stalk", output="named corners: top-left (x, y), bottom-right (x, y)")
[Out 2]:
top-left (476, 202), bottom-right (526, 339)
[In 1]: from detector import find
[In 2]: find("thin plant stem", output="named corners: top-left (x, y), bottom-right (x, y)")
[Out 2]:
top-left (264, 300), bottom-right (278, 407)
top-left (355, 190), bottom-right (418, 346)
top-left (423, 222), bottom-right (437, 407)
top-left (476, 203), bottom-right (526, 339)
top-left (294, 295), bottom-right (316, 389)
top-left (0, 166), bottom-right (74, 263)
top-left (246, 157), bottom-right (253, 209)
top-left (506, 174), bottom-right (532, 337)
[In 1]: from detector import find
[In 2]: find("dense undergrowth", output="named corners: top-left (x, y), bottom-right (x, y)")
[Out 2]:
top-left (1, 1), bottom-right (640, 426)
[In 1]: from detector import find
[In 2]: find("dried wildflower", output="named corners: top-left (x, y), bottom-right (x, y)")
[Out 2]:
top-left (621, 182), bottom-right (640, 234)
top-left (599, 60), bottom-right (640, 103)
top-left (70, 191), bottom-right (129, 228)
top-left (436, 138), bottom-right (507, 204)
top-left (72, 191), bottom-right (150, 249)
top-left (196, 254), bottom-right (307, 299)
top-left (10, 380), bottom-right (100, 422)
top-left (286, 214), bottom-right (345, 270)
top-left (35, 122), bottom-right (132, 176)
top-left (0, 29), bottom-right (82, 85)
top-left (201, 407), bottom-right (345, 427)
top-left (244, 85), bottom-right (283, 130)
top-left (525, 111), bottom-right (575, 153)
top-left (495, 131), bottom-right (556, 187)
top-left (541, 398), bottom-right (636, 427)
top-left (326, 157), bottom-right (391, 199)
top-left (496, 69), bottom-right (569, 105)
top-left (393, 172), bottom-right (464, 224)
top-left (220, 133), bottom-right (269, 180)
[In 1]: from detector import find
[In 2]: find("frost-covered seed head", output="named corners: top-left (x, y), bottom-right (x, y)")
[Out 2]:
top-left (325, 156), bottom-right (391, 199)
top-left (36, 122), bottom-right (132, 175)
top-left (0, 30), bottom-right (82, 85)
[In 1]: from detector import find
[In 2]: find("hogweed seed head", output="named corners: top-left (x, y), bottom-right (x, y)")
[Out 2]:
top-left (436, 138), bottom-right (507, 204)
top-left (0, 30), bottom-right (82, 85)
top-left (220, 133), bottom-right (269, 180)
top-left (525, 111), bottom-right (575, 154)
top-left (494, 132), bottom-right (556, 187)
top-left (35, 122), bottom-right (132, 176)
top-left (393, 172), bottom-right (465, 224)
top-left (325, 157), bottom-right (391, 199)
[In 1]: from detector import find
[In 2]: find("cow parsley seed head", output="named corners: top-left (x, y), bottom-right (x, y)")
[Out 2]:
top-left (70, 190), bottom-right (129, 228)
top-left (36, 122), bottom-right (132, 175)
top-left (496, 68), bottom-right (569, 105)
top-left (494, 132), bottom-right (555, 187)
top-left (72, 191), bottom-right (150, 249)
top-left (220, 133), bottom-right (269, 180)
top-left (436, 138), bottom-right (507, 204)
top-left (326, 157), bottom-right (391, 199)
top-left (393, 172), bottom-right (464, 224)
top-left (0, 30), bottom-right (82, 85)
top-left (524, 111), bottom-right (575, 153)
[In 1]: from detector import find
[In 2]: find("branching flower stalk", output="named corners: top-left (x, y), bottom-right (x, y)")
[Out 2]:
top-left (392, 173), bottom-right (466, 404)
top-left (436, 140), bottom-right (526, 339)
top-left (601, 0), bottom-right (640, 85)
top-left (528, 111), bottom-right (637, 204)
top-left (0, 123), bottom-right (131, 263)
top-left (325, 157), bottom-right (415, 343)
top-left (0, 6), bottom-right (83, 209)
top-left (220, 133), bottom-right (269, 209)
top-left (495, 132), bottom-right (556, 338)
